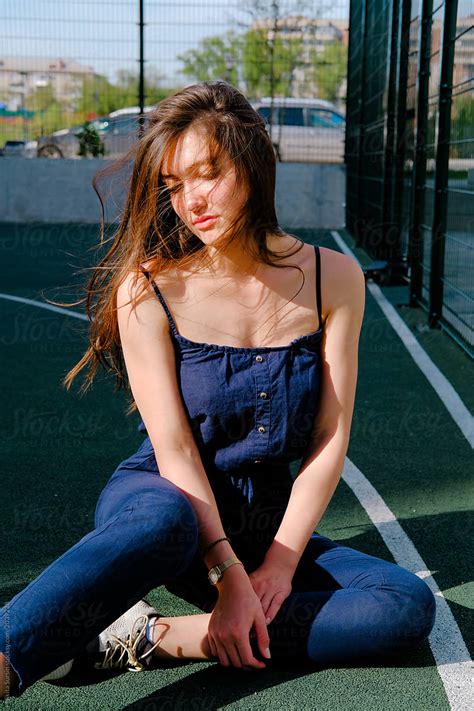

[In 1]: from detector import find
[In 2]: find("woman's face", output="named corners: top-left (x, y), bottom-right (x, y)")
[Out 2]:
top-left (161, 124), bottom-right (249, 244)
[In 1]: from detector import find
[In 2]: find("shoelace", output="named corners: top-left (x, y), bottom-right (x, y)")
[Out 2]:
top-left (97, 614), bottom-right (164, 672)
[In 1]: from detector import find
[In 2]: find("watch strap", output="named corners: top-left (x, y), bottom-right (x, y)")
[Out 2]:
top-left (208, 557), bottom-right (243, 584)
top-left (219, 557), bottom-right (242, 575)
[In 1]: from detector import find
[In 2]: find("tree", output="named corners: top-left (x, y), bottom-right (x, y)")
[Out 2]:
top-left (451, 94), bottom-right (474, 158)
top-left (75, 69), bottom-right (171, 121)
top-left (177, 26), bottom-right (304, 98)
top-left (238, 0), bottom-right (330, 98)
top-left (25, 83), bottom-right (57, 113)
top-left (143, 66), bottom-right (175, 104)
top-left (242, 27), bottom-right (304, 98)
top-left (309, 41), bottom-right (347, 102)
top-left (24, 83), bottom-right (65, 136)
top-left (77, 121), bottom-right (105, 157)
top-left (178, 31), bottom-right (241, 84)
top-left (77, 74), bottom-right (122, 116)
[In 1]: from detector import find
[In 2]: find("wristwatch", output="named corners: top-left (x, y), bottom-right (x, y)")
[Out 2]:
top-left (208, 557), bottom-right (243, 585)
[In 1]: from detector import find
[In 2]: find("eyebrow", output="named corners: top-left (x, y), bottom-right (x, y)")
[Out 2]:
top-left (161, 159), bottom-right (212, 180)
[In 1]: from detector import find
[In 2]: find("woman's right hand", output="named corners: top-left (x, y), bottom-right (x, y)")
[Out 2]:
top-left (207, 566), bottom-right (271, 671)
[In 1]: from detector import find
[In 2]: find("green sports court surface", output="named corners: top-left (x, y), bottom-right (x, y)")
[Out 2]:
top-left (1, 224), bottom-right (472, 709)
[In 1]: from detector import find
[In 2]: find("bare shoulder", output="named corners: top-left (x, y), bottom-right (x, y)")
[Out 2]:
top-left (116, 267), bottom-right (170, 337)
top-left (116, 267), bottom-right (200, 454)
top-left (304, 247), bottom-right (366, 447)
top-left (318, 245), bottom-right (365, 318)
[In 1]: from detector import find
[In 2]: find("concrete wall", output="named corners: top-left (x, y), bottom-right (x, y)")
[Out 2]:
top-left (0, 157), bottom-right (345, 229)
top-left (274, 162), bottom-right (345, 229)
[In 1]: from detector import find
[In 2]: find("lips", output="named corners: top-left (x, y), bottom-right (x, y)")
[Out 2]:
top-left (192, 215), bottom-right (217, 225)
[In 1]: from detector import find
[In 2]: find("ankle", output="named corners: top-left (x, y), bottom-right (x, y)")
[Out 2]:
top-left (147, 614), bottom-right (215, 661)
top-left (147, 617), bottom-right (174, 659)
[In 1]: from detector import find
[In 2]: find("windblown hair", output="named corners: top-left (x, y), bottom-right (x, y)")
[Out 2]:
top-left (52, 80), bottom-right (305, 416)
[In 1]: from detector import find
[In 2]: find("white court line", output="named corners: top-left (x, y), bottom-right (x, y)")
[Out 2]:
top-left (2, 281), bottom-right (472, 706)
top-left (0, 292), bottom-right (88, 320)
top-left (343, 458), bottom-right (473, 711)
top-left (330, 230), bottom-right (474, 449)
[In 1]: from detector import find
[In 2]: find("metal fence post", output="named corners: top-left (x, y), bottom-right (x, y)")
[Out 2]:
top-left (391, 0), bottom-right (412, 281)
top-left (345, 0), bottom-right (367, 243)
top-left (383, 0), bottom-right (400, 262)
top-left (138, 0), bottom-right (146, 137)
top-left (356, 0), bottom-right (369, 249)
top-left (409, 0), bottom-right (433, 307)
top-left (429, 0), bottom-right (458, 328)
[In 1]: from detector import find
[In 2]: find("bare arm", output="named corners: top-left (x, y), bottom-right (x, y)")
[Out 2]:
top-left (116, 272), bottom-right (244, 574)
top-left (262, 252), bottom-right (366, 575)
top-left (117, 271), bottom-right (271, 669)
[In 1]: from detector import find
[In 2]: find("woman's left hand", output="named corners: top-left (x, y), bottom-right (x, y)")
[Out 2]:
top-left (248, 560), bottom-right (293, 625)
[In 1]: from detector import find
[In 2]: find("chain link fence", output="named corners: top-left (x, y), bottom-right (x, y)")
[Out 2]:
top-left (1, 0), bottom-right (348, 161)
top-left (346, 0), bottom-right (473, 357)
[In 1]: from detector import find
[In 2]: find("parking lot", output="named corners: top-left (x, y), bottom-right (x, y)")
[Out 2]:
top-left (1, 98), bottom-right (347, 163)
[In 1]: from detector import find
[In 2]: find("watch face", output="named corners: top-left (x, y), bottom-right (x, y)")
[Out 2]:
top-left (209, 569), bottom-right (220, 584)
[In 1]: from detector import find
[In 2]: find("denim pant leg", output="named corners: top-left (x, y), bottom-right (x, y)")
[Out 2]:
top-left (262, 533), bottom-right (436, 666)
top-left (0, 468), bottom-right (199, 697)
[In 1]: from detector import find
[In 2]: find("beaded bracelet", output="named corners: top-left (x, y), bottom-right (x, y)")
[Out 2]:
top-left (200, 536), bottom-right (231, 558)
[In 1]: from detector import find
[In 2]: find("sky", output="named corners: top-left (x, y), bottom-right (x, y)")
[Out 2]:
top-left (3, 0), bottom-right (351, 87)
top-left (2, 0), bottom-right (473, 88)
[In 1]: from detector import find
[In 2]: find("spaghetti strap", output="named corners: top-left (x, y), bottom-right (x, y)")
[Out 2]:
top-left (313, 244), bottom-right (323, 331)
top-left (139, 265), bottom-right (180, 338)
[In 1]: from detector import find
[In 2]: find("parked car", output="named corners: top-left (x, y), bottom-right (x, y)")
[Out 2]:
top-left (1, 139), bottom-right (38, 158)
top-left (37, 105), bottom-right (156, 159)
top-left (251, 97), bottom-right (346, 163)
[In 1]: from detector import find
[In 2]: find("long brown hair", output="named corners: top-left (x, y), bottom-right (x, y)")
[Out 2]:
top-left (52, 80), bottom-right (305, 416)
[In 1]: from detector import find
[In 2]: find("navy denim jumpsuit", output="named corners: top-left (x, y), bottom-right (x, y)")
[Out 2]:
top-left (0, 244), bottom-right (436, 696)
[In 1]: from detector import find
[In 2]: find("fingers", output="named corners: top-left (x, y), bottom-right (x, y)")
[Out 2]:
top-left (210, 632), bottom-right (267, 671)
top-left (264, 591), bottom-right (287, 624)
top-left (237, 633), bottom-right (267, 671)
top-left (260, 591), bottom-right (273, 617)
top-left (208, 635), bottom-right (217, 659)
top-left (208, 633), bottom-right (233, 668)
top-left (253, 613), bottom-right (272, 662)
top-left (225, 641), bottom-right (246, 670)
top-left (214, 639), bottom-right (233, 668)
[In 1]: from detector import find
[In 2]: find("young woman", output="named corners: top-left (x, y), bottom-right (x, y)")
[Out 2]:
top-left (0, 81), bottom-right (436, 698)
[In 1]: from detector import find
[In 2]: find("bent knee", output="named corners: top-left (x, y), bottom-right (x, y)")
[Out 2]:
top-left (122, 486), bottom-right (199, 566)
top-left (409, 577), bottom-right (436, 640)
top-left (382, 570), bottom-right (436, 647)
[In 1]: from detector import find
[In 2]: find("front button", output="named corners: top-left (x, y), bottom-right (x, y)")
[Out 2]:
top-left (259, 391), bottom-right (267, 399)
top-left (255, 355), bottom-right (263, 362)
top-left (258, 426), bottom-right (266, 433)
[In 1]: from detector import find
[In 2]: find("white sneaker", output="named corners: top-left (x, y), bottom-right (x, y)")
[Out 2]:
top-left (40, 659), bottom-right (74, 682)
top-left (85, 599), bottom-right (163, 672)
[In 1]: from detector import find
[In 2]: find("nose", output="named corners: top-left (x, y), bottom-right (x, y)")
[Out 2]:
top-left (183, 180), bottom-right (207, 212)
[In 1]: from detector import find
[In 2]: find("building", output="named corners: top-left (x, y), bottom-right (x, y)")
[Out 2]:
top-left (0, 57), bottom-right (95, 111)
top-left (249, 15), bottom-right (348, 101)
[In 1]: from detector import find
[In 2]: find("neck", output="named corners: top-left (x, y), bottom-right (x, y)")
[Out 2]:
top-left (201, 231), bottom-right (283, 280)
top-left (202, 236), bottom-right (259, 279)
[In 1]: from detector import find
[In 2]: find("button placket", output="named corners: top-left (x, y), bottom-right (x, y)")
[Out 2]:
top-left (253, 353), bottom-right (271, 464)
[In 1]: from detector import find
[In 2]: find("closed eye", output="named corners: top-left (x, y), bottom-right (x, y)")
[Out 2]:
top-left (166, 171), bottom-right (220, 194)
top-left (201, 169), bottom-right (220, 180)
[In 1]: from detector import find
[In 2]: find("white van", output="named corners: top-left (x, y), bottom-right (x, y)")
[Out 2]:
top-left (251, 97), bottom-right (345, 163)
